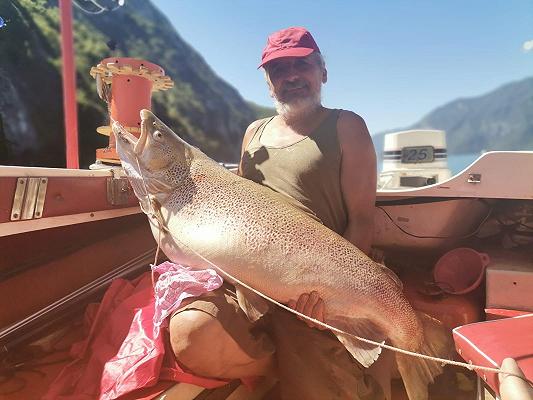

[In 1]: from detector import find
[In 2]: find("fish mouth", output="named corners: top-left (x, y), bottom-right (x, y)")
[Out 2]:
top-left (112, 116), bottom-right (148, 156)
top-left (135, 109), bottom-right (154, 155)
top-left (113, 121), bottom-right (140, 151)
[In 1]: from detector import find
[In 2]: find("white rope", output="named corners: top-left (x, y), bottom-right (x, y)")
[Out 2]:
top-left (133, 156), bottom-right (164, 267)
top-left (113, 121), bottom-right (532, 386)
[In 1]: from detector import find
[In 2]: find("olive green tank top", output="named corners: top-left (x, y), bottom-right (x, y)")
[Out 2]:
top-left (240, 109), bottom-right (347, 235)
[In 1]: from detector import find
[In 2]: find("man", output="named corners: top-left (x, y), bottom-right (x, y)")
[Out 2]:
top-left (169, 26), bottom-right (386, 399)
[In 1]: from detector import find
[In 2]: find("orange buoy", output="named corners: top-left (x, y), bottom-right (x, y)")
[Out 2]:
top-left (90, 57), bottom-right (173, 164)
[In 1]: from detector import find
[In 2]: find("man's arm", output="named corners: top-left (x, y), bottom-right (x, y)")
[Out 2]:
top-left (337, 111), bottom-right (377, 256)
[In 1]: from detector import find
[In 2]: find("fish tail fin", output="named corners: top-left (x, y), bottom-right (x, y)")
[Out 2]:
top-left (396, 312), bottom-right (453, 400)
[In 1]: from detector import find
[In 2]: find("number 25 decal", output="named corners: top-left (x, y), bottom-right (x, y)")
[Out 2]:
top-left (418, 149), bottom-right (428, 160)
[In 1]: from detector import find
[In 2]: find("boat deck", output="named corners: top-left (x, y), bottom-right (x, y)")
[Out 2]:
top-left (0, 312), bottom-right (478, 400)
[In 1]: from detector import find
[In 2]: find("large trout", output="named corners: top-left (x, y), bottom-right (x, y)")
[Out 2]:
top-left (113, 110), bottom-right (451, 400)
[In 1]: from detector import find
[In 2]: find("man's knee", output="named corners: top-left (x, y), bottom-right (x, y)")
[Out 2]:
top-left (169, 309), bottom-right (274, 379)
top-left (169, 309), bottom-right (223, 374)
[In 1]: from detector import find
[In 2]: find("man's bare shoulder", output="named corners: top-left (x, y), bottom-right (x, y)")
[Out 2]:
top-left (240, 117), bottom-right (273, 158)
top-left (336, 110), bottom-right (374, 153)
top-left (243, 117), bottom-right (270, 142)
top-left (246, 117), bottom-right (272, 134)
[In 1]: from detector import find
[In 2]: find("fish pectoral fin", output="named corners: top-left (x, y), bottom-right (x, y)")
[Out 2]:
top-left (236, 286), bottom-right (270, 322)
top-left (330, 318), bottom-right (387, 368)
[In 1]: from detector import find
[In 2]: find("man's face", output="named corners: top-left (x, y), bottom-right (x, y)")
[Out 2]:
top-left (264, 54), bottom-right (326, 104)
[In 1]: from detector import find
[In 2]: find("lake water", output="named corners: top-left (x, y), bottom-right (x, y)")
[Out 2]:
top-left (447, 153), bottom-right (482, 175)
top-left (378, 152), bottom-right (481, 176)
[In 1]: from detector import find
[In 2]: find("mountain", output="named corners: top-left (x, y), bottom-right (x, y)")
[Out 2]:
top-left (371, 77), bottom-right (533, 156)
top-left (247, 101), bottom-right (276, 120)
top-left (0, 0), bottom-right (265, 167)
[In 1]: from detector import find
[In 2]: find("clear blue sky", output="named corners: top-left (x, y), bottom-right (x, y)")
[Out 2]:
top-left (151, 0), bottom-right (533, 135)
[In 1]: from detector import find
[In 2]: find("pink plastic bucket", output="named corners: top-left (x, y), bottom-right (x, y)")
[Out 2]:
top-left (433, 248), bottom-right (490, 295)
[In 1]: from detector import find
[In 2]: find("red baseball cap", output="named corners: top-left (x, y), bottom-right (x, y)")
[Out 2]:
top-left (258, 27), bottom-right (321, 68)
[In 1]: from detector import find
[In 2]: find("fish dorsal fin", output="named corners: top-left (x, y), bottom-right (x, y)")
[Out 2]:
top-left (236, 286), bottom-right (270, 322)
top-left (330, 317), bottom-right (387, 368)
top-left (379, 264), bottom-right (403, 291)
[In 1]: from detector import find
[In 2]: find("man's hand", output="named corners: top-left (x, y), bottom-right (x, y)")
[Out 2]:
top-left (499, 358), bottom-right (533, 400)
top-left (288, 291), bottom-right (326, 330)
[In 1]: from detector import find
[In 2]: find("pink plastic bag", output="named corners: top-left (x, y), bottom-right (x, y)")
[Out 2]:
top-left (44, 263), bottom-right (225, 400)
top-left (152, 261), bottom-right (223, 334)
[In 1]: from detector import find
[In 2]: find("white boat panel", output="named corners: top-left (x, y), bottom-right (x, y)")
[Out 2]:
top-left (378, 151), bottom-right (533, 200)
top-left (0, 206), bottom-right (141, 236)
top-left (0, 165), bottom-right (118, 177)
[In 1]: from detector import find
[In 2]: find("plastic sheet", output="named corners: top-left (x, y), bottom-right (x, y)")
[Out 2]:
top-left (44, 264), bottom-right (226, 400)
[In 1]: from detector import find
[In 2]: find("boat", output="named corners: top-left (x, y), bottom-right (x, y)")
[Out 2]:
top-left (1, 2), bottom-right (531, 399)
top-left (374, 150), bottom-right (533, 251)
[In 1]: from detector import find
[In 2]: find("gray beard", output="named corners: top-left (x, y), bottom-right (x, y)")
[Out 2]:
top-left (273, 90), bottom-right (322, 122)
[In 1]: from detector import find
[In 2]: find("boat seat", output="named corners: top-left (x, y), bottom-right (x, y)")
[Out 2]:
top-left (453, 313), bottom-right (533, 395)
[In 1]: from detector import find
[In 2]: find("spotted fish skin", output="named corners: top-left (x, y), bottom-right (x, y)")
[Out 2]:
top-left (113, 110), bottom-right (451, 400)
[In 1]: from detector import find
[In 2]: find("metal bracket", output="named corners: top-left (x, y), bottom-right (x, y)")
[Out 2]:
top-left (11, 177), bottom-right (48, 220)
top-left (106, 177), bottom-right (131, 206)
top-left (34, 178), bottom-right (48, 218)
top-left (467, 173), bottom-right (482, 184)
top-left (11, 178), bottom-right (27, 220)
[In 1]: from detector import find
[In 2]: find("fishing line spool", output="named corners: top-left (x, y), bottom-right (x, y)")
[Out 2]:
top-left (90, 57), bottom-right (173, 164)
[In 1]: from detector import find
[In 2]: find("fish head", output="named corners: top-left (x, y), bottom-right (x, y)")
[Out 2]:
top-left (113, 109), bottom-right (193, 203)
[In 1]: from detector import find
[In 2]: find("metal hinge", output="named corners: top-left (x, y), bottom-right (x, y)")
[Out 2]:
top-left (467, 173), bottom-right (482, 184)
top-left (11, 177), bottom-right (48, 220)
top-left (106, 177), bottom-right (131, 206)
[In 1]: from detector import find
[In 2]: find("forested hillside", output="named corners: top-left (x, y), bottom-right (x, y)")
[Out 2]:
top-left (0, 0), bottom-right (268, 167)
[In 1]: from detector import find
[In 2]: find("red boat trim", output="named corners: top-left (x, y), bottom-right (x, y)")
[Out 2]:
top-left (0, 169), bottom-right (141, 230)
top-left (453, 329), bottom-right (499, 368)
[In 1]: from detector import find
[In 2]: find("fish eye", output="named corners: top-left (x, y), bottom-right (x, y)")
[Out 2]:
top-left (153, 130), bottom-right (163, 141)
